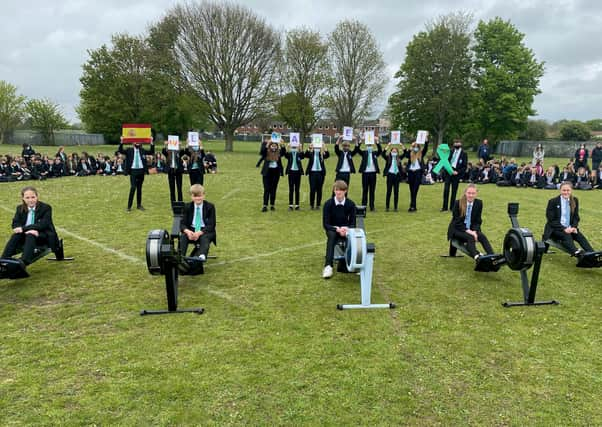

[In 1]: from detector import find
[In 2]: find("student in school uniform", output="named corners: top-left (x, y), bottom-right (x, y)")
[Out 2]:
top-left (259, 140), bottom-right (285, 212)
top-left (117, 138), bottom-right (155, 211)
top-left (441, 139), bottom-right (468, 212)
top-left (162, 140), bottom-right (187, 204)
top-left (358, 137), bottom-right (382, 211)
top-left (179, 184), bottom-right (216, 261)
top-left (403, 138), bottom-right (429, 212)
top-left (283, 142), bottom-right (304, 210)
top-left (304, 142), bottom-right (330, 210)
top-left (381, 143), bottom-right (404, 212)
top-left (333, 136), bottom-right (360, 186)
top-left (447, 184), bottom-right (494, 260)
top-left (2, 186), bottom-right (62, 265)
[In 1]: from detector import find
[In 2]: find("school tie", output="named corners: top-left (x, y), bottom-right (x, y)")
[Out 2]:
top-left (391, 154), bottom-right (398, 174)
top-left (133, 149), bottom-right (142, 169)
top-left (26, 208), bottom-right (35, 226)
top-left (367, 148), bottom-right (373, 169)
top-left (313, 151), bottom-right (321, 172)
top-left (561, 199), bottom-right (570, 227)
top-left (291, 152), bottom-right (298, 170)
top-left (171, 153), bottom-right (177, 169)
top-left (465, 203), bottom-right (472, 229)
top-left (451, 150), bottom-right (459, 167)
top-left (194, 206), bottom-right (204, 231)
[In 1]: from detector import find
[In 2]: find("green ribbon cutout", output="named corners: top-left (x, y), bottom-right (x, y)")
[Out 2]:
top-left (433, 143), bottom-right (453, 175)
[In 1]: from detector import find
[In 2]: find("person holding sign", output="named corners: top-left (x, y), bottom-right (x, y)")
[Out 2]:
top-left (162, 136), bottom-right (187, 204)
top-left (305, 137), bottom-right (330, 210)
top-left (334, 136), bottom-right (360, 186)
top-left (322, 180), bottom-right (356, 279)
top-left (117, 137), bottom-right (155, 211)
top-left (283, 135), bottom-right (304, 210)
top-left (179, 184), bottom-right (216, 261)
top-left (447, 184), bottom-right (494, 260)
top-left (441, 139), bottom-right (467, 212)
top-left (185, 132), bottom-right (205, 186)
top-left (402, 137), bottom-right (429, 212)
top-left (381, 143), bottom-right (405, 211)
top-left (259, 140), bottom-right (285, 212)
top-left (358, 133), bottom-right (382, 211)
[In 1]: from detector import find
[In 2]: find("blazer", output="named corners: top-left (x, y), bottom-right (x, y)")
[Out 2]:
top-left (447, 149), bottom-right (468, 177)
top-left (260, 145), bottom-right (285, 176)
top-left (381, 151), bottom-right (403, 177)
top-left (358, 144), bottom-right (383, 173)
top-left (334, 144), bottom-right (360, 173)
top-left (162, 147), bottom-right (188, 173)
top-left (10, 201), bottom-right (60, 251)
top-left (284, 150), bottom-right (304, 175)
top-left (323, 197), bottom-right (357, 232)
top-left (185, 148), bottom-right (206, 173)
top-left (180, 200), bottom-right (217, 245)
top-left (304, 149), bottom-right (330, 175)
top-left (543, 195), bottom-right (580, 241)
top-left (402, 141), bottom-right (429, 173)
top-left (117, 143), bottom-right (155, 175)
top-left (447, 198), bottom-right (484, 240)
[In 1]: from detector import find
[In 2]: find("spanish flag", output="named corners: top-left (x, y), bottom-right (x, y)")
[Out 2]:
top-left (122, 123), bottom-right (152, 144)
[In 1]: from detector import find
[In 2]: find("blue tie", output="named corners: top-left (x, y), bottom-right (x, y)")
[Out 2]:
top-left (313, 151), bottom-right (321, 171)
top-left (465, 203), bottom-right (472, 229)
top-left (561, 199), bottom-right (570, 227)
top-left (133, 149), bottom-right (142, 169)
top-left (194, 206), bottom-right (204, 231)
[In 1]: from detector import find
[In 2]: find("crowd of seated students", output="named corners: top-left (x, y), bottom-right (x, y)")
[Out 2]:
top-left (0, 143), bottom-right (218, 182)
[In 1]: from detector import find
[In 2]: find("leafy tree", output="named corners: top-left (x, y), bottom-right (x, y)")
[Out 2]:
top-left (78, 34), bottom-right (148, 142)
top-left (171, 2), bottom-right (281, 151)
top-left (277, 28), bottom-right (328, 141)
top-left (389, 13), bottom-right (473, 150)
top-left (559, 121), bottom-right (590, 141)
top-left (585, 118), bottom-right (602, 131)
top-left (25, 98), bottom-right (68, 144)
top-left (325, 20), bottom-right (386, 129)
top-left (473, 17), bottom-right (544, 142)
top-left (0, 81), bottom-right (27, 144)
top-left (518, 119), bottom-right (548, 140)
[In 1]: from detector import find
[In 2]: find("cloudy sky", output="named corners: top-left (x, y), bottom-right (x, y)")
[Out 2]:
top-left (1, 0), bottom-right (601, 124)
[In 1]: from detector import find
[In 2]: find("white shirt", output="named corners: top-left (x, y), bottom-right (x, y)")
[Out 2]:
top-left (340, 152), bottom-right (351, 172)
top-left (335, 197), bottom-right (346, 206)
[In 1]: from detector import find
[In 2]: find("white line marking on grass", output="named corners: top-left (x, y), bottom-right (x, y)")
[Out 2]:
top-left (221, 188), bottom-right (240, 200)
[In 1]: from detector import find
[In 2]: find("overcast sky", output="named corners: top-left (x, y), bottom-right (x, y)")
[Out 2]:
top-left (1, 0), bottom-right (601, 124)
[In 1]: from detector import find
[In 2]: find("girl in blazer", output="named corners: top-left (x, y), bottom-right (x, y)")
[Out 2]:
top-left (403, 139), bottom-right (429, 212)
top-left (304, 143), bottom-right (330, 210)
top-left (358, 140), bottom-right (383, 211)
top-left (381, 143), bottom-right (404, 211)
top-left (284, 143), bottom-right (304, 210)
top-left (259, 141), bottom-right (286, 211)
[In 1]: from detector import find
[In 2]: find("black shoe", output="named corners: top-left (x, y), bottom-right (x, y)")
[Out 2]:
top-left (440, 208), bottom-right (448, 212)
top-left (261, 206), bottom-right (268, 212)
top-left (126, 207), bottom-right (132, 212)
top-left (385, 208), bottom-right (389, 212)
top-left (288, 206), bottom-right (293, 211)
top-left (295, 206), bottom-right (300, 210)
top-left (270, 206), bottom-right (275, 211)
top-left (394, 208), bottom-right (398, 212)
top-left (137, 205), bottom-right (145, 211)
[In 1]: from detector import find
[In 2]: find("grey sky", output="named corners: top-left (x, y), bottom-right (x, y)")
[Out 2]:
top-left (1, 0), bottom-right (600, 123)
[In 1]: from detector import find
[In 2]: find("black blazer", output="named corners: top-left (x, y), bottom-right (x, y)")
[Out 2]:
top-left (304, 149), bottom-right (330, 175)
top-left (447, 199), bottom-right (484, 240)
top-left (543, 195), bottom-right (580, 241)
top-left (322, 198), bottom-right (357, 232)
top-left (162, 147), bottom-right (187, 173)
top-left (185, 148), bottom-right (206, 173)
top-left (447, 148), bottom-right (468, 177)
top-left (180, 201), bottom-right (217, 245)
top-left (334, 144), bottom-right (360, 173)
top-left (117, 143), bottom-right (155, 175)
top-left (284, 150), bottom-right (304, 175)
top-left (358, 144), bottom-right (383, 173)
top-left (10, 201), bottom-right (60, 251)
top-left (402, 141), bottom-right (429, 173)
top-left (260, 145), bottom-right (285, 176)
top-left (380, 151), bottom-right (403, 177)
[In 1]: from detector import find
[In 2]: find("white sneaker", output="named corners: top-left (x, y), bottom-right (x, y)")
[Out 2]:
top-left (198, 254), bottom-right (206, 261)
top-left (322, 265), bottom-right (333, 279)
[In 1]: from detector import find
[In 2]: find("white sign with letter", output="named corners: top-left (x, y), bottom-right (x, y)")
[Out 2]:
top-left (271, 132), bottom-right (281, 143)
top-left (364, 130), bottom-right (375, 145)
top-left (167, 135), bottom-right (180, 151)
top-left (289, 132), bottom-right (300, 147)
top-left (416, 130), bottom-right (428, 145)
top-left (391, 131), bottom-right (401, 145)
top-left (311, 133), bottom-right (323, 148)
top-left (187, 132), bottom-right (199, 148)
top-left (343, 126), bottom-right (353, 141)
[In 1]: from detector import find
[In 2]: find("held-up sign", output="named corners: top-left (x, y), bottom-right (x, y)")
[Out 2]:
top-left (343, 126), bottom-right (353, 141)
top-left (311, 133), bottom-right (323, 148)
top-left (167, 135), bottom-right (180, 151)
top-left (391, 131), bottom-right (401, 145)
top-left (271, 132), bottom-right (281, 143)
top-left (364, 130), bottom-right (375, 145)
top-left (416, 130), bottom-right (428, 145)
top-left (122, 123), bottom-right (152, 144)
top-left (289, 132), bottom-right (300, 147)
top-left (188, 131), bottom-right (199, 148)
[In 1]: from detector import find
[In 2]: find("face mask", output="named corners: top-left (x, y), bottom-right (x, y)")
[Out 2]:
top-left (314, 148), bottom-right (320, 153)
top-left (291, 147), bottom-right (297, 152)
top-left (454, 145), bottom-right (461, 149)
top-left (413, 147), bottom-right (420, 152)
top-left (134, 144), bottom-right (141, 149)
top-left (391, 152), bottom-right (397, 157)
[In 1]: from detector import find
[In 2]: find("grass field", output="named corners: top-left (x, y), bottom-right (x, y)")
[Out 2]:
top-left (1, 142), bottom-right (601, 426)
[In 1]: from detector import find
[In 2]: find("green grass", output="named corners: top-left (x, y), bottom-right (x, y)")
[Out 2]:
top-left (1, 141), bottom-right (601, 426)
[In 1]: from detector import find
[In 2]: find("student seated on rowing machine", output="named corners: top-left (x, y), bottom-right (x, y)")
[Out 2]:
top-left (179, 184), bottom-right (216, 261)
top-left (447, 183), bottom-right (494, 260)
top-left (322, 180), bottom-right (356, 279)
top-left (2, 186), bottom-right (61, 265)
top-left (543, 181), bottom-right (594, 257)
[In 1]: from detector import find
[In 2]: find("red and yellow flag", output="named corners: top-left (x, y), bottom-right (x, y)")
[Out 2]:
top-left (122, 123), bottom-right (152, 144)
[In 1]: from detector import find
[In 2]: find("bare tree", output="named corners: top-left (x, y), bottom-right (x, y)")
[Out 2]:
top-left (277, 28), bottom-right (328, 142)
top-left (325, 20), bottom-right (387, 129)
top-left (171, 1), bottom-right (280, 151)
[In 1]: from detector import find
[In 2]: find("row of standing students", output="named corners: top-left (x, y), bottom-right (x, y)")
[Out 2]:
top-left (257, 137), bottom-right (430, 212)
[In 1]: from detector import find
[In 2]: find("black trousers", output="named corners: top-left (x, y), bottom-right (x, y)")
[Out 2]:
top-left (167, 170), bottom-right (183, 203)
top-left (288, 172), bottom-right (302, 205)
top-left (179, 231), bottom-right (215, 257)
top-left (128, 170), bottom-right (145, 209)
top-left (335, 172), bottom-right (351, 186)
top-left (2, 233), bottom-right (48, 265)
top-left (325, 230), bottom-right (346, 267)
top-left (309, 172), bottom-right (325, 208)
top-left (442, 173), bottom-right (461, 210)
top-left (385, 173), bottom-right (400, 209)
top-left (361, 172), bottom-right (377, 209)
top-left (549, 230), bottom-right (594, 254)
top-left (262, 168), bottom-right (280, 206)
top-left (450, 230), bottom-right (494, 258)
top-left (407, 170), bottom-right (422, 209)
top-left (189, 168), bottom-right (204, 186)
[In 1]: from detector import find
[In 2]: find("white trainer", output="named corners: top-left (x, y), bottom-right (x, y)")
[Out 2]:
top-left (322, 265), bottom-right (333, 279)
top-left (198, 254), bottom-right (206, 261)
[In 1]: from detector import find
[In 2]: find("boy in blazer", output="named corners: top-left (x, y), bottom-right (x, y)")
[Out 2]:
top-left (441, 139), bottom-right (468, 211)
top-left (179, 184), bottom-right (217, 261)
top-left (543, 181), bottom-right (593, 256)
top-left (117, 138), bottom-right (155, 211)
top-left (358, 139), bottom-right (383, 211)
top-left (447, 184), bottom-right (494, 259)
top-left (334, 137), bottom-right (360, 186)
